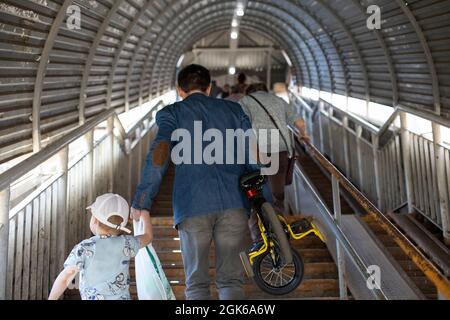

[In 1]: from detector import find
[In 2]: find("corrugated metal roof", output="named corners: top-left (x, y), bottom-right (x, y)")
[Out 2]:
top-left (0, 0), bottom-right (449, 163)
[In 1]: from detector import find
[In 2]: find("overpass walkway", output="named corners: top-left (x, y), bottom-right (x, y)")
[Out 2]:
top-left (1, 93), bottom-right (449, 300)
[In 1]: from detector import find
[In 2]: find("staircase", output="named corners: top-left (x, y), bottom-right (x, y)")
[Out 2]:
top-left (361, 215), bottom-right (438, 299)
top-left (296, 147), bottom-right (441, 300)
top-left (142, 164), bottom-right (342, 300)
top-left (65, 162), bottom-right (343, 300)
top-left (128, 216), bottom-right (341, 300)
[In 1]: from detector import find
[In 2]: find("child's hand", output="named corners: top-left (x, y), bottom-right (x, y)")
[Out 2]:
top-left (131, 208), bottom-right (150, 221)
top-left (131, 208), bottom-right (142, 221)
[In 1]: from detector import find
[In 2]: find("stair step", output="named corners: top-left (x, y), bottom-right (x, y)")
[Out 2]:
top-left (360, 215), bottom-right (438, 299)
top-left (153, 226), bottom-right (178, 237)
top-left (130, 262), bottom-right (338, 280)
top-left (129, 279), bottom-right (340, 300)
top-left (155, 248), bottom-right (334, 264)
top-left (151, 235), bottom-right (326, 251)
top-left (151, 217), bottom-right (175, 226)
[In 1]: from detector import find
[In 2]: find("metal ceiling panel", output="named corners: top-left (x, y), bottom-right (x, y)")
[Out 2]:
top-left (1, 0), bottom-right (450, 163)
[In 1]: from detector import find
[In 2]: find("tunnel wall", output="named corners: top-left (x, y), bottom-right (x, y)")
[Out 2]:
top-left (1, 0), bottom-right (450, 163)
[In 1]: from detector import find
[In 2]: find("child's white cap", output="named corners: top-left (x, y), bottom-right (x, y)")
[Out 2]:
top-left (87, 193), bottom-right (131, 234)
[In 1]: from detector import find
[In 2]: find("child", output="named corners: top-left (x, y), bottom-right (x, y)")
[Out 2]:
top-left (48, 193), bottom-right (153, 300)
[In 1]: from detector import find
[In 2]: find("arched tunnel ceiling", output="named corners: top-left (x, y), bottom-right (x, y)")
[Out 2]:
top-left (0, 0), bottom-right (450, 163)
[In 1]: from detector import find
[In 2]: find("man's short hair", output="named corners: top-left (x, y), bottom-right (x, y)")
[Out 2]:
top-left (237, 73), bottom-right (247, 84)
top-left (177, 64), bottom-right (211, 93)
top-left (246, 83), bottom-right (268, 95)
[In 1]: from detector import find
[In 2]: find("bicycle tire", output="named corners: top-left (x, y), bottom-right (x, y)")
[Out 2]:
top-left (261, 202), bottom-right (293, 264)
top-left (252, 247), bottom-right (304, 296)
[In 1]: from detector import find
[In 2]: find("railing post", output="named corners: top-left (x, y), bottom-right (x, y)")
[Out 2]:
top-left (328, 106), bottom-right (335, 162)
top-left (266, 49), bottom-right (272, 91)
top-left (136, 127), bottom-right (143, 183)
top-left (84, 130), bottom-right (94, 238)
top-left (309, 110), bottom-right (315, 147)
top-left (107, 117), bottom-right (114, 193)
top-left (0, 187), bottom-right (10, 300)
top-left (342, 117), bottom-right (351, 176)
top-left (332, 175), bottom-right (348, 300)
top-left (125, 138), bottom-right (132, 203)
top-left (84, 131), bottom-right (94, 204)
top-left (318, 101), bottom-right (325, 153)
top-left (56, 147), bottom-right (69, 274)
top-left (400, 112), bottom-right (414, 213)
top-left (356, 125), bottom-right (364, 189)
top-left (372, 133), bottom-right (382, 209)
top-left (432, 123), bottom-right (450, 245)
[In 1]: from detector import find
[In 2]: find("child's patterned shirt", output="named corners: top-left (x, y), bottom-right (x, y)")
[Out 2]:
top-left (64, 234), bottom-right (140, 300)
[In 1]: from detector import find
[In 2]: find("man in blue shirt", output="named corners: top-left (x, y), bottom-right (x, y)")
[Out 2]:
top-left (131, 65), bottom-right (260, 300)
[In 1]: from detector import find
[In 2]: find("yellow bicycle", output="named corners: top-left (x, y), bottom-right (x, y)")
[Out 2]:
top-left (239, 171), bottom-right (324, 295)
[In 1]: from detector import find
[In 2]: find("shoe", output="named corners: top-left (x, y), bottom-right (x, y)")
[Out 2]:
top-left (249, 241), bottom-right (264, 254)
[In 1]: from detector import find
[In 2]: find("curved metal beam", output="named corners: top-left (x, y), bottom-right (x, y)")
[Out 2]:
top-left (148, 9), bottom-right (310, 98)
top-left (105, 0), bottom-right (154, 109)
top-left (149, 3), bottom-right (316, 94)
top-left (153, 8), bottom-right (313, 96)
top-left (141, 4), bottom-right (306, 98)
top-left (350, 0), bottom-right (399, 106)
top-left (253, 1), bottom-right (328, 91)
top-left (139, 3), bottom-right (310, 101)
top-left (314, 0), bottom-right (371, 105)
top-left (32, 0), bottom-right (74, 152)
top-left (145, 16), bottom-right (234, 100)
top-left (123, 0), bottom-right (192, 109)
top-left (157, 16), bottom-right (307, 95)
top-left (294, 0), bottom-right (349, 96)
top-left (78, 0), bottom-right (124, 124)
top-left (396, 0), bottom-right (441, 114)
top-left (156, 21), bottom-right (305, 93)
top-left (246, 5), bottom-right (320, 90)
top-left (163, 23), bottom-right (305, 93)
top-left (140, 3), bottom-right (240, 100)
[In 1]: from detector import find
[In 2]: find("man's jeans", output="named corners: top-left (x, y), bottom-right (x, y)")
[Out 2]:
top-left (178, 208), bottom-right (249, 300)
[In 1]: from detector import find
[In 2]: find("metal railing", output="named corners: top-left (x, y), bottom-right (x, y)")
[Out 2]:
top-left (0, 100), bottom-right (165, 300)
top-left (291, 155), bottom-right (387, 299)
top-left (290, 92), bottom-right (450, 244)
top-left (289, 97), bottom-right (450, 299)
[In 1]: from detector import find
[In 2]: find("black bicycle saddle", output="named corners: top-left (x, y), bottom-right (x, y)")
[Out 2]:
top-left (240, 171), bottom-right (266, 189)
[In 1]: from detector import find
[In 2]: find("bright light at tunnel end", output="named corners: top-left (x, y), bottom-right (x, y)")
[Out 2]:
top-left (236, 8), bottom-right (245, 17)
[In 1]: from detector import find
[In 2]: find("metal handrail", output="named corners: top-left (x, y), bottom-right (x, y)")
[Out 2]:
top-left (294, 163), bottom-right (387, 300)
top-left (0, 109), bottom-right (114, 191)
top-left (289, 93), bottom-right (380, 134)
top-left (290, 91), bottom-right (450, 138)
top-left (124, 101), bottom-right (163, 136)
top-left (289, 125), bottom-right (450, 299)
top-left (0, 101), bottom-right (165, 192)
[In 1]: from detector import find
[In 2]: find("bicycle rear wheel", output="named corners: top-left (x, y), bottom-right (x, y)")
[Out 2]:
top-left (261, 202), bottom-right (293, 264)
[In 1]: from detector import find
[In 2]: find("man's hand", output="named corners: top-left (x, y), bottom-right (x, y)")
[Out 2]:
top-left (131, 208), bottom-right (150, 221)
top-left (295, 119), bottom-right (311, 144)
top-left (299, 134), bottom-right (311, 144)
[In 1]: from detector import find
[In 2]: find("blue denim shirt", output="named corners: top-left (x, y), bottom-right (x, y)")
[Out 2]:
top-left (132, 93), bottom-right (269, 227)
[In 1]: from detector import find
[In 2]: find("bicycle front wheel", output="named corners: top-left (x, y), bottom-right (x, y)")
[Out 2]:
top-left (252, 247), bottom-right (304, 296)
top-left (261, 202), bottom-right (293, 264)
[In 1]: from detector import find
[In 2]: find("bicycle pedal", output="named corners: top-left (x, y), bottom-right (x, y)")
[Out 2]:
top-left (291, 219), bottom-right (313, 234)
